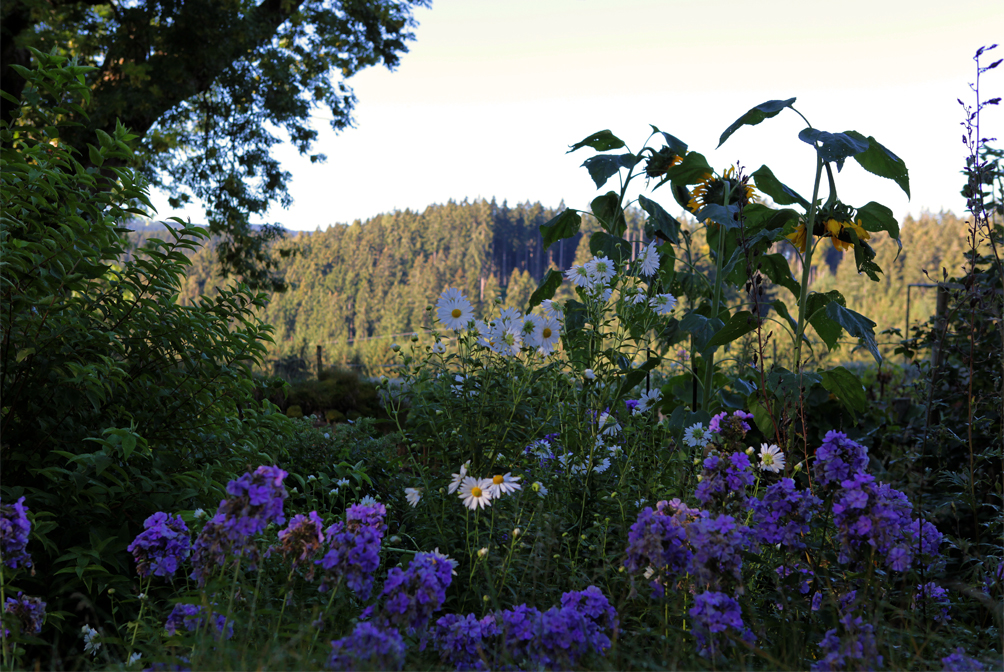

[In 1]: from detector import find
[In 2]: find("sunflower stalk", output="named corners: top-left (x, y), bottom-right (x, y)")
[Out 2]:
top-left (700, 180), bottom-right (735, 411)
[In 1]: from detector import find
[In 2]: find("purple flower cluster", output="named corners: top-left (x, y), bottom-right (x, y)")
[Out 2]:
top-left (708, 410), bottom-right (754, 440)
top-left (346, 501), bottom-right (388, 530)
top-left (3, 592), bottom-right (45, 637)
top-left (750, 478), bottom-right (822, 550)
top-left (431, 612), bottom-right (498, 670)
top-left (317, 521), bottom-right (383, 599)
top-left (164, 603), bottom-right (233, 640)
top-left (190, 466), bottom-right (288, 585)
top-left (688, 591), bottom-right (755, 659)
top-left (813, 431), bottom-right (869, 488)
top-left (695, 452), bottom-right (755, 511)
top-left (686, 512), bottom-right (752, 593)
top-left (811, 613), bottom-right (882, 671)
top-left (328, 621), bottom-right (405, 671)
top-left (914, 582), bottom-right (951, 624)
top-left (624, 505), bottom-right (692, 596)
top-left (379, 550), bottom-right (457, 634)
top-left (941, 647), bottom-right (986, 671)
top-left (1, 496), bottom-right (32, 570)
top-left (831, 472), bottom-right (917, 570)
top-left (904, 518), bottom-right (944, 571)
top-left (127, 512), bottom-right (191, 579)
top-left (272, 512), bottom-right (325, 578)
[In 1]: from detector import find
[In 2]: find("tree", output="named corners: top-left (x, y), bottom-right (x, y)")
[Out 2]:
top-left (0, 0), bottom-right (429, 289)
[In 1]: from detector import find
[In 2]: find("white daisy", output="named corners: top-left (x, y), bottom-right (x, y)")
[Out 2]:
top-left (475, 320), bottom-right (493, 348)
top-left (638, 240), bottom-right (661, 277)
top-left (650, 293), bottom-right (678, 315)
top-left (585, 256), bottom-right (616, 285)
top-left (458, 476), bottom-right (493, 510)
top-left (81, 625), bottom-right (101, 656)
top-left (432, 341), bottom-right (447, 354)
top-left (488, 322), bottom-right (522, 356)
top-left (625, 287), bottom-right (649, 304)
top-left (531, 481), bottom-right (548, 498)
top-left (428, 547), bottom-right (460, 575)
top-left (359, 495), bottom-right (377, 506)
top-left (447, 462), bottom-right (469, 494)
top-left (565, 264), bottom-right (594, 289)
top-left (583, 368), bottom-right (596, 381)
top-left (541, 299), bottom-right (562, 317)
top-left (336, 478), bottom-right (349, 487)
top-left (128, 652), bottom-right (142, 665)
top-left (487, 473), bottom-right (522, 497)
top-left (497, 307), bottom-right (524, 332)
top-left (436, 288), bottom-right (474, 330)
top-left (592, 457), bottom-right (612, 474)
top-left (597, 411), bottom-right (621, 437)
top-left (633, 388), bottom-right (662, 415)
top-left (537, 313), bottom-right (561, 355)
top-left (404, 487), bottom-right (422, 507)
top-left (683, 423), bottom-right (707, 448)
top-left (759, 443), bottom-right (786, 473)
top-left (521, 313), bottom-right (543, 348)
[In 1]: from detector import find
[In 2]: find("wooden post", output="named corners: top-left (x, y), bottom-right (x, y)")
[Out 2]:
top-left (316, 344), bottom-right (323, 378)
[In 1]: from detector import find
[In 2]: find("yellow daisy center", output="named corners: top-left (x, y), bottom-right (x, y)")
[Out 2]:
top-left (493, 475), bottom-right (504, 485)
top-left (451, 308), bottom-right (462, 319)
top-left (471, 486), bottom-right (482, 498)
top-left (763, 454), bottom-right (774, 465)
top-left (542, 328), bottom-right (552, 339)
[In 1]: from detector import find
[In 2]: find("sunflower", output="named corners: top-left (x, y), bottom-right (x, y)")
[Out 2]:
top-left (687, 166), bottom-right (756, 215)
top-left (826, 219), bottom-right (871, 252)
top-left (644, 147), bottom-right (684, 178)
top-left (786, 222), bottom-right (808, 252)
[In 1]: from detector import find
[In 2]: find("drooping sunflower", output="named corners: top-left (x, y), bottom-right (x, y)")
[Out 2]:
top-left (826, 219), bottom-right (871, 252)
top-left (687, 166), bottom-right (756, 215)
top-left (644, 147), bottom-right (684, 178)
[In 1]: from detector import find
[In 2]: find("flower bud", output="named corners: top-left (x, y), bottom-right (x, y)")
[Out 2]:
top-left (697, 474), bottom-right (704, 482)
top-left (483, 594), bottom-right (490, 602)
top-left (411, 335), bottom-right (419, 342)
top-left (391, 343), bottom-right (401, 352)
top-left (478, 547), bottom-right (488, 558)
top-left (794, 462), bottom-right (804, 472)
top-left (745, 447), bottom-right (755, 456)
top-left (513, 528), bottom-right (521, 538)
top-left (693, 457), bottom-right (701, 466)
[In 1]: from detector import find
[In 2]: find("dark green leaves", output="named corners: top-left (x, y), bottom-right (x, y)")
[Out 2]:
top-left (528, 269), bottom-right (563, 310)
top-left (759, 253), bottom-right (801, 296)
top-left (581, 153), bottom-right (639, 189)
top-left (649, 126), bottom-right (689, 155)
top-left (540, 209), bottom-right (581, 249)
top-left (718, 98), bottom-right (796, 147)
top-left (825, 302), bottom-right (881, 363)
top-left (705, 310), bottom-right (759, 350)
top-left (856, 201), bottom-right (900, 240)
top-left (664, 151), bottom-right (713, 185)
top-left (639, 195), bottom-right (681, 244)
top-left (568, 130), bottom-right (626, 153)
top-left (589, 232), bottom-right (632, 266)
top-left (844, 131), bottom-right (910, 198)
top-left (591, 193), bottom-right (627, 236)
top-left (751, 165), bottom-right (809, 208)
top-left (819, 366), bottom-right (867, 413)
top-left (798, 129), bottom-right (869, 165)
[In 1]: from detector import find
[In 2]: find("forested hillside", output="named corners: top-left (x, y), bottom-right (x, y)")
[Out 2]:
top-left (130, 202), bottom-right (973, 374)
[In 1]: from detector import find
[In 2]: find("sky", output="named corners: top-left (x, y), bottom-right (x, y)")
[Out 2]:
top-left (148, 0), bottom-right (1004, 232)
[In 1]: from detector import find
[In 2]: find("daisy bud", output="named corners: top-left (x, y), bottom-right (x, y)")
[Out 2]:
top-left (478, 547), bottom-right (488, 558)
top-left (745, 447), bottom-right (755, 456)
top-left (107, 588), bottom-right (115, 595)
top-left (391, 343), bottom-right (401, 352)
top-left (411, 335), bottom-right (419, 342)
top-left (583, 368), bottom-right (596, 380)
top-left (389, 536), bottom-right (401, 543)
top-left (794, 462), bottom-right (804, 472)
top-left (483, 594), bottom-right (491, 602)
top-left (697, 474), bottom-right (704, 482)
top-left (513, 528), bottom-right (521, 538)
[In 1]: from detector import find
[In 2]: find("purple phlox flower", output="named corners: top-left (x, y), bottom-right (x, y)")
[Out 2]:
top-left (942, 647), bottom-right (987, 671)
top-left (3, 592), bottom-right (45, 637)
top-left (328, 621), bottom-right (406, 671)
top-left (431, 612), bottom-right (498, 670)
top-left (1, 496), bottom-right (33, 570)
top-left (624, 399), bottom-right (640, 413)
top-left (688, 591), bottom-right (755, 659)
top-left (708, 412), bottom-right (728, 434)
top-left (751, 478), bottom-right (822, 550)
top-left (812, 431), bottom-right (869, 488)
top-left (832, 473), bottom-right (915, 570)
top-left (378, 551), bottom-right (457, 634)
top-left (624, 506), bottom-right (692, 597)
top-left (271, 511), bottom-right (325, 578)
top-left (346, 501), bottom-right (387, 533)
top-left (190, 465), bottom-right (288, 585)
top-left (709, 411), bottom-right (753, 439)
top-left (498, 603), bottom-right (542, 663)
top-left (128, 512), bottom-right (191, 580)
top-left (316, 520), bottom-right (383, 599)
top-left (695, 451), bottom-right (754, 513)
top-left (775, 564), bottom-right (814, 594)
top-left (811, 613), bottom-right (882, 671)
top-left (529, 587), bottom-right (618, 668)
top-left (164, 603), bottom-right (233, 640)
top-left (686, 512), bottom-right (752, 594)
top-left (914, 582), bottom-right (951, 624)
top-left (904, 518), bottom-right (944, 572)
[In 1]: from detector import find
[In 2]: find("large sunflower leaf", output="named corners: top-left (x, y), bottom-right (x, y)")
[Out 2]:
top-left (540, 208), bottom-right (581, 249)
top-left (718, 98), bottom-right (796, 148)
top-left (639, 194), bottom-right (681, 244)
top-left (751, 165), bottom-right (809, 208)
top-left (568, 130), bottom-right (626, 153)
top-left (582, 153), bottom-right (639, 189)
top-left (825, 302), bottom-right (881, 363)
top-left (844, 131), bottom-right (910, 198)
top-left (528, 269), bottom-right (563, 310)
top-left (591, 192), bottom-right (627, 236)
top-left (798, 129), bottom-right (870, 165)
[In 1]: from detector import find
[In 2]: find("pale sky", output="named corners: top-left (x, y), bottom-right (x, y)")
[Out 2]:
top-left (148, 0), bottom-right (1004, 232)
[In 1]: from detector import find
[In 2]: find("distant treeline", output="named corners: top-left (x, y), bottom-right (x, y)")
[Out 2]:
top-left (127, 201), bottom-right (974, 374)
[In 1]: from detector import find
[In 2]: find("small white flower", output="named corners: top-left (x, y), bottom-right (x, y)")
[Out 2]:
top-left (633, 388), bottom-right (662, 415)
top-left (458, 476), bottom-right (493, 510)
top-left (593, 457), bottom-right (612, 474)
top-left (128, 652), bottom-right (142, 665)
top-left (650, 293), bottom-right (678, 315)
top-left (583, 369), bottom-right (596, 381)
top-left (323, 432), bottom-right (331, 439)
top-left (513, 528), bottom-right (521, 538)
top-left (683, 423), bottom-right (707, 448)
top-left (488, 321), bottom-right (522, 357)
top-left (521, 313), bottom-right (543, 348)
top-left (531, 481), bottom-right (548, 498)
top-left (436, 288), bottom-right (474, 330)
top-left (81, 625), bottom-right (101, 656)
top-left (431, 340), bottom-right (447, 354)
top-left (585, 255), bottom-right (616, 285)
top-left (478, 547), bottom-right (489, 558)
top-left (597, 411), bottom-right (621, 437)
top-left (565, 264), bottom-right (594, 289)
top-left (307, 474), bottom-right (317, 482)
top-left (643, 566), bottom-right (656, 580)
top-left (359, 495), bottom-right (378, 506)
top-left (638, 240), bottom-right (661, 277)
top-left (487, 473), bottom-right (522, 497)
top-left (448, 462), bottom-right (469, 494)
top-left (759, 443), bottom-right (786, 473)
top-left (541, 299), bottom-right (562, 317)
top-left (329, 488), bottom-right (339, 496)
top-left (635, 498), bottom-right (647, 508)
top-left (537, 313), bottom-right (561, 355)
top-left (405, 487), bottom-right (422, 507)
top-left (193, 508), bottom-right (206, 520)
top-left (336, 478), bottom-right (350, 487)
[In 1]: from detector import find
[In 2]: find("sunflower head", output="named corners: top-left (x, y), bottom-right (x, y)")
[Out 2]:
top-left (686, 166), bottom-right (756, 215)
top-left (645, 147), bottom-right (684, 178)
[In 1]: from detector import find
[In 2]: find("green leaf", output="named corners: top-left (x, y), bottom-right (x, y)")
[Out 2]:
top-left (564, 300), bottom-right (587, 335)
top-left (649, 126), bottom-right (689, 155)
top-left (581, 153), bottom-right (639, 189)
top-left (664, 151), bottom-right (713, 185)
top-left (15, 347), bottom-right (35, 363)
top-left (695, 204), bottom-right (741, 231)
top-left (568, 130), bottom-right (625, 153)
top-left (748, 395), bottom-right (775, 439)
top-left (824, 302), bottom-right (881, 363)
top-left (718, 98), bottom-right (796, 147)
top-left (528, 269), bottom-right (563, 310)
top-left (616, 356), bottom-right (662, 400)
top-left (680, 311), bottom-right (723, 352)
top-left (589, 232), bottom-right (631, 266)
top-left (819, 366), bottom-right (867, 413)
top-left (704, 310), bottom-right (758, 351)
top-left (639, 195), bottom-right (681, 244)
top-left (855, 201), bottom-right (900, 240)
top-left (798, 129), bottom-right (870, 165)
top-left (540, 209), bottom-right (581, 249)
top-left (806, 291), bottom-right (845, 350)
top-left (87, 144), bottom-right (104, 167)
top-left (590, 192), bottom-right (626, 236)
top-left (844, 131), bottom-right (910, 198)
top-left (759, 253), bottom-right (801, 296)
top-left (772, 298), bottom-right (799, 336)
top-left (750, 165), bottom-right (809, 208)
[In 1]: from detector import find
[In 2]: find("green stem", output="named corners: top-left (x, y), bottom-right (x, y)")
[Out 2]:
top-left (309, 576), bottom-right (341, 655)
top-left (220, 554), bottom-right (243, 643)
top-left (792, 156), bottom-right (826, 373)
top-left (701, 218), bottom-right (729, 411)
top-left (128, 577), bottom-right (151, 652)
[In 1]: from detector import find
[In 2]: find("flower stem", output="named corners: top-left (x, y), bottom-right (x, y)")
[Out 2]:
top-left (309, 576), bottom-right (341, 655)
top-left (701, 210), bottom-right (730, 411)
top-left (792, 156), bottom-right (826, 374)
